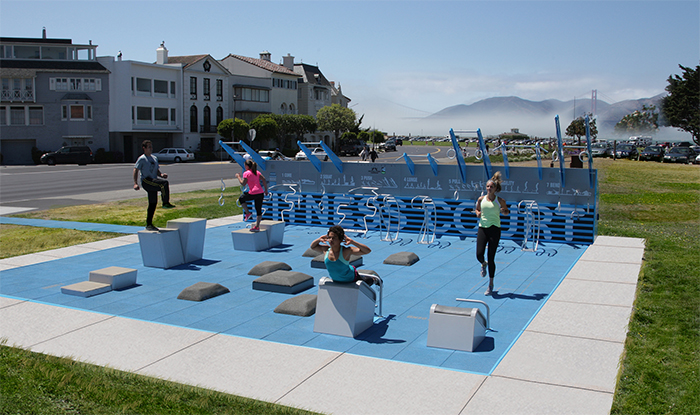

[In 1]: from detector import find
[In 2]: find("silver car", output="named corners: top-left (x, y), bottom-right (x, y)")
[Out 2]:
top-left (155, 148), bottom-right (195, 163)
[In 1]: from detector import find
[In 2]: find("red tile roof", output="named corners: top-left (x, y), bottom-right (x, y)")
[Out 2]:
top-left (225, 54), bottom-right (296, 75)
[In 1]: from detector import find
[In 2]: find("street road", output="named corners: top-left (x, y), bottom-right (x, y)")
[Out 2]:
top-left (0, 144), bottom-right (471, 212)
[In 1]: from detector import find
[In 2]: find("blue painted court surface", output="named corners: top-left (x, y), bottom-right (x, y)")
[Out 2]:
top-left (0, 222), bottom-right (585, 375)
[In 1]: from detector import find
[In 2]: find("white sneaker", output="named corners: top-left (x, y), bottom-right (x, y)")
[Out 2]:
top-left (485, 286), bottom-right (493, 296)
top-left (480, 262), bottom-right (488, 278)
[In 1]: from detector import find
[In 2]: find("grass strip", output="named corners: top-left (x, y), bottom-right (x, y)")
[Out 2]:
top-left (0, 340), bottom-right (320, 415)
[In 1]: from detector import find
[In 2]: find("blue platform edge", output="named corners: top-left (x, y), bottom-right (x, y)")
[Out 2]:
top-left (0, 221), bottom-right (586, 376)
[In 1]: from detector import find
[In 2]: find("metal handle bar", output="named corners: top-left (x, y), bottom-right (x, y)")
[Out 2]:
top-left (455, 298), bottom-right (492, 330)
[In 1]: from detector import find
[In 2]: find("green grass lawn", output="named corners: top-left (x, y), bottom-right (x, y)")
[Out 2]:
top-left (1, 159), bottom-right (698, 414)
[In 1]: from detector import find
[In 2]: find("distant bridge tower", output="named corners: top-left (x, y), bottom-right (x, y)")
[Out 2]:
top-left (591, 89), bottom-right (597, 115)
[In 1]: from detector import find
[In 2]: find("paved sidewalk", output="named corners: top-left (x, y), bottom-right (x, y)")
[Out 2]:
top-left (0, 217), bottom-right (643, 415)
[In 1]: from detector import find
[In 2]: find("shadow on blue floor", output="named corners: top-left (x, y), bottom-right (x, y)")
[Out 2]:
top-left (0, 223), bottom-right (585, 375)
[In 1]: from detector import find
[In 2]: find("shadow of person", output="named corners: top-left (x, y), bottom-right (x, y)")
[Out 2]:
top-left (491, 291), bottom-right (548, 301)
top-left (357, 314), bottom-right (406, 344)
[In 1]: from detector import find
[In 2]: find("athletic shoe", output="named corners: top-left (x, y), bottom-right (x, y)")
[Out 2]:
top-left (484, 286), bottom-right (493, 296)
top-left (162, 203), bottom-right (176, 209)
top-left (244, 212), bottom-right (253, 221)
top-left (145, 224), bottom-right (159, 232)
top-left (480, 262), bottom-right (488, 278)
top-left (250, 226), bottom-right (260, 232)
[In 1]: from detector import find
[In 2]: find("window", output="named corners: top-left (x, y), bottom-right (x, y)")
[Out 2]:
top-left (10, 106), bottom-right (24, 125)
top-left (216, 79), bottom-right (223, 101)
top-left (62, 105), bottom-right (68, 120)
top-left (154, 107), bottom-right (169, 125)
top-left (203, 78), bottom-right (210, 100)
top-left (14, 45), bottom-right (40, 59)
top-left (86, 105), bottom-right (92, 121)
top-left (56, 78), bottom-right (68, 91)
top-left (84, 79), bottom-right (96, 91)
top-left (136, 78), bottom-right (151, 95)
top-left (154, 79), bottom-right (168, 95)
top-left (171, 108), bottom-right (176, 125)
top-left (0, 107), bottom-right (6, 125)
top-left (190, 105), bottom-right (197, 132)
top-left (203, 105), bottom-right (211, 128)
top-left (70, 78), bottom-right (82, 91)
top-left (234, 87), bottom-right (269, 103)
top-left (29, 106), bottom-right (43, 125)
top-left (70, 105), bottom-right (85, 120)
top-left (136, 107), bottom-right (151, 124)
top-left (170, 81), bottom-right (176, 97)
top-left (216, 106), bottom-right (223, 126)
top-left (190, 77), bottom-right (197, 99)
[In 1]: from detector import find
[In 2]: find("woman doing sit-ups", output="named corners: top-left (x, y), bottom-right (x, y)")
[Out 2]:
top-left (310, 225), bottom-right (380, 286)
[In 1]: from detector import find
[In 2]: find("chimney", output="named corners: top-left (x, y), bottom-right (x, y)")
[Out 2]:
top-left (156, 41), bottom-right (168, 64)
top-left (260, 51), bottom-right (271, 61)
top-left (42, 27), bottom-right (46, 39)
top-left (283, 53), bottom-right (294, 70)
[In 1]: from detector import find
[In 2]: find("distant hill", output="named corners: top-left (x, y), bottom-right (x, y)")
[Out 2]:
top-left (426, 94), bottom-right (666, 137)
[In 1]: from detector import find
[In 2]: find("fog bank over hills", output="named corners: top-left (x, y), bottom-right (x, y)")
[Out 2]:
top-left (404, 94), bottom-right (690, 140)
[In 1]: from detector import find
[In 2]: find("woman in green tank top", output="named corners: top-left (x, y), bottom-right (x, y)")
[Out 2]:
top-left (475, 171), bottom-right (510, 295)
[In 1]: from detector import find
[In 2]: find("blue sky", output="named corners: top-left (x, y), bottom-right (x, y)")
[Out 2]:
top-left (1, 0), bottom-right (698, 137)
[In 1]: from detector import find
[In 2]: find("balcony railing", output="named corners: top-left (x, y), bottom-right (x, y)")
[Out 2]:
top-left (200, 124), bottom-right (218, 134)
top-left (1, 89), bottom-right (35, 102)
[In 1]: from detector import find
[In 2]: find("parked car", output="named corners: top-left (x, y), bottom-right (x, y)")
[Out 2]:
top-left (295, 147), bottom-right (328, 161)
top-left (663, 146), bottom-right (695, 164)
top-left (695, 153), bottom-right (700, 165)
top-left (590, 143), bottom-right (611, 157)
top-left (614, 143), bottom-right (639, 159)
top-left (40, 146), bottom-right (93, 165)
top-left (258, 150), bottom-right (290, 161)
top-left (339, 139), bottom-right (365, 156)
top-left (638, 146), bottom-right (665, 162)
top-left (155, 148), bottom-right (195, 163)
top-left (380, 138), bottom-right (397, 152)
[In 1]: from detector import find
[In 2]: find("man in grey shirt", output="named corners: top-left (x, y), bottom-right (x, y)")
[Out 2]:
top-left (132, 140), bottom-right (175, 231)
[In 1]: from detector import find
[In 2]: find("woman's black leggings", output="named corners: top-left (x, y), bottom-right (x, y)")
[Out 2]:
top-left (238, 192), bottom-right (265, 216)
top-left (476, 225), bottom-right (501, 279)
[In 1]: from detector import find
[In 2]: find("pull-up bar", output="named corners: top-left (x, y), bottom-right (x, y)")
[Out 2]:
top-left (218, 140), bottom-right (267, 170)
top-left (296, 141), bottom-right (343, 173)
top-left (395, 152), bottom-right (439, 176)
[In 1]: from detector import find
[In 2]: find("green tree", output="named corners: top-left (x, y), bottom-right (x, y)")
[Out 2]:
top-left (250, 115), bottom-right (279, 149)
top-left (661, 64), bottom-right (700, 144)
top-left (340, 131), bottom-right (357, 143)
top-left (316, 104), bottom-right (356, 143)
top-left (286, 114), bottom-right (317, 143)
top-left (217, 118), bottom-right (249, 142)
top-left (565, 116), bottom-right (597, 145)
top-left (371, 130), bottom-right (386, 144)
top-left (614, 105), bottom-right (659, 136)
top-left (358, 131), bottom-right (370, 143)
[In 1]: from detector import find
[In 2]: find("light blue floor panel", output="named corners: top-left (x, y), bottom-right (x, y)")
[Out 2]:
top-left (0, 222), bottom-right (586, 375)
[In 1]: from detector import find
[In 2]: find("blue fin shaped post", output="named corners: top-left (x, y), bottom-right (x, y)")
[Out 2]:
top-left (448, 128), bottom-right (468, 183)
top-left (219, 140), bottom-right (246, 169)
top-left (297, 141), bottom-right (322, 172)
top-left (320, 141), bottom-right (343, 173)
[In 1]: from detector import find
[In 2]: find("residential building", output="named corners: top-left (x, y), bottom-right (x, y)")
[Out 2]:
top-left (294, 62), bottom-right (351, 146)
top-left (0, 32), bottom-right (109, 164)
top-left (165, 50), bottom-right (230, 153)
top-left (219, 51), bottom-right (298, 124)
top-left (97, 42), bottom-right (183, 162)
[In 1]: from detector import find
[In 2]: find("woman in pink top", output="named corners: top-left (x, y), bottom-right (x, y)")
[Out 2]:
top-left (235, 159), bottom-right (268, 231)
